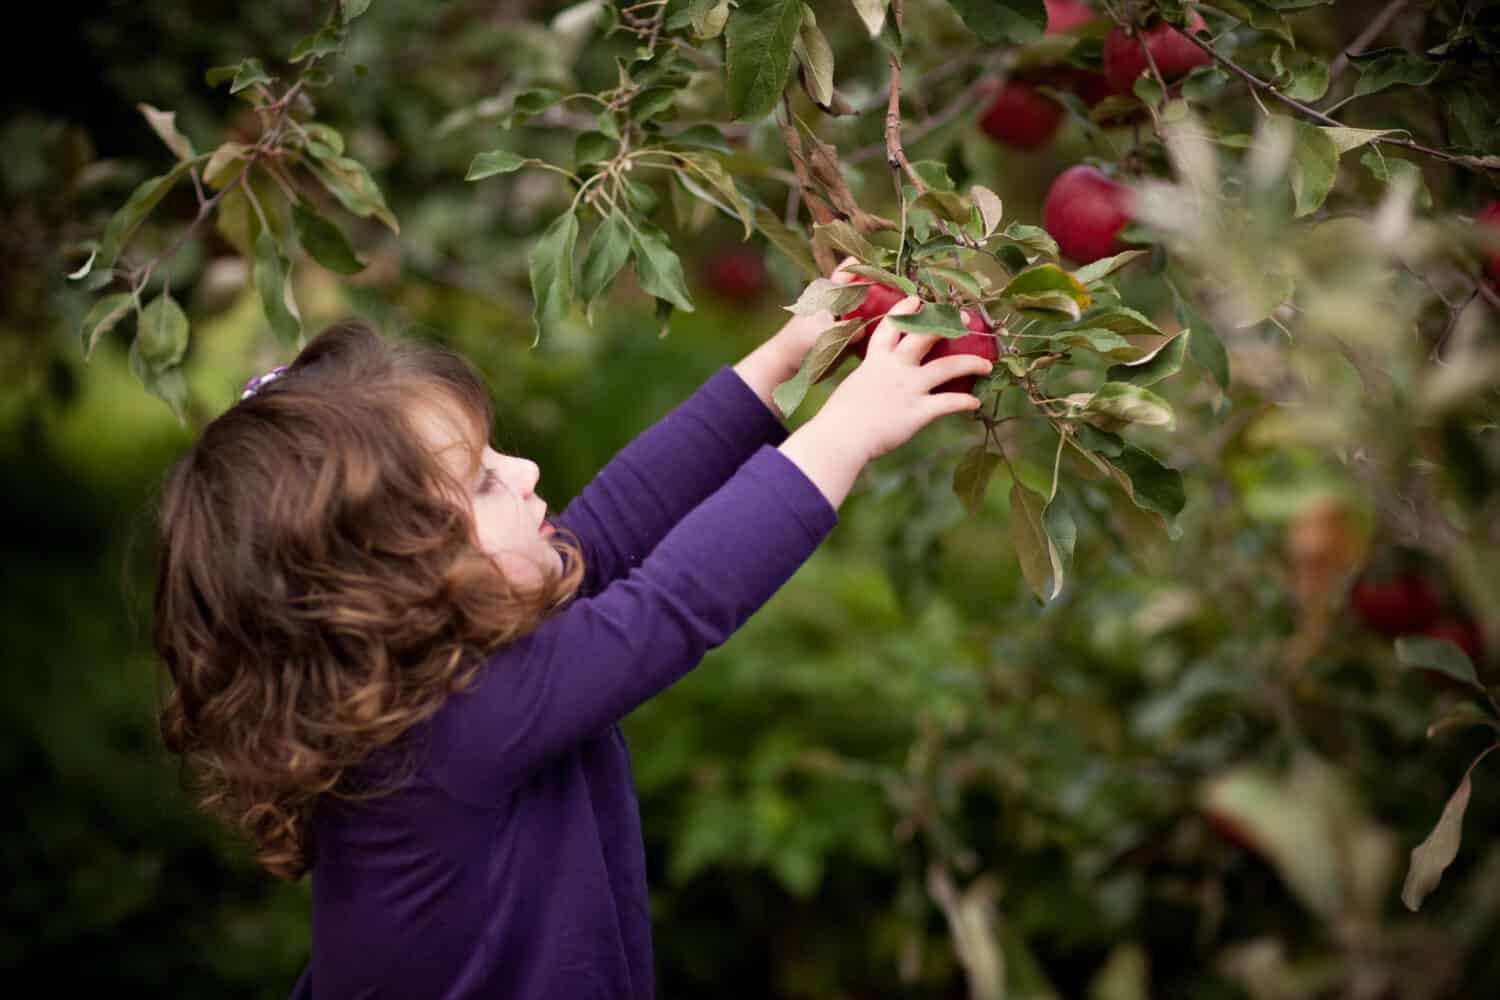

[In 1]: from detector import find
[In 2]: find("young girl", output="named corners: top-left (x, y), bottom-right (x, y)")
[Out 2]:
top-left (154, 288), bottom-right (993, 999)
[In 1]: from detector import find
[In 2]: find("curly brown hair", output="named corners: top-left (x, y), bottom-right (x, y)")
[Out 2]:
top-left (154, 321), bottom-right (583, 880)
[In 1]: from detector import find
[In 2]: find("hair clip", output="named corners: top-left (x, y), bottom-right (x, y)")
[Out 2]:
top-left (240, 365), bottom-right (289, 400)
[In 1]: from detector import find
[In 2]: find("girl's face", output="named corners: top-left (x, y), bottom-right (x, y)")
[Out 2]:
top-left (413, 401), bottom-right (562, 587)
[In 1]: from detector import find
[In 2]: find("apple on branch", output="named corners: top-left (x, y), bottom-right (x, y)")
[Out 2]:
top-left (1042, 164), bottom-right (1134, 265)
top-left (1102, 12), bottom-right (1212, 98)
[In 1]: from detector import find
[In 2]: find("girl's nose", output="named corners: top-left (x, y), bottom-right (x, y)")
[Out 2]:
top-left (508, 456), bottom-right (541, 495)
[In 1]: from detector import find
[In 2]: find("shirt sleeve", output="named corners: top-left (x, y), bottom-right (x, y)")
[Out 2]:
top-left (424, 446), bottom-right (836, 803)
top-left (551, 366), bottom-right (788, 596)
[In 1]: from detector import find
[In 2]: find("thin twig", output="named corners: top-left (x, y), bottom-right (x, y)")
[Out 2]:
top-left (1179, 30), bottom-right (1497, 176)
top-left (884, 0), bottom-right (928, 195)
top-left (1327, 0), bottom-right (1411, 82)
top-left (1430, 288), bottom-right (1478, 362)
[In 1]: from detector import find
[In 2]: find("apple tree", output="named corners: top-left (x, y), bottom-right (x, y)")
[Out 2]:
top-left (46, 0), bottom-right (1500, 995)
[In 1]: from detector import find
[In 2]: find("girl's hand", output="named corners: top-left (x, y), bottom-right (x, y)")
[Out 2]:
top-left (732, 257), bottom-right (861, 414)
top-left (778, 297), bottom-right (994, 507)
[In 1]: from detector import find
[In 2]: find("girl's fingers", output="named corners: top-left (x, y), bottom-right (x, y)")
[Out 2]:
top-left (893, 330), bottom-right (941, 362)
top-left (829, 256), bottom-right (861, 284)
top-left (923, 392), bottom-right (986, 420)
top-left (866, 296), bottom-right (922, 352)
top-left (918, 354), bottom-right (995, 390)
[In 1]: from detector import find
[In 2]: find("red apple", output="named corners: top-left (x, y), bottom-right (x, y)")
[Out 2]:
top-left (1351, 571), bottom-right (1442, 637)
top-left (1045, 0), bottom-right (1096, 34)
top-left (1042, 165), bottom-right (1134, 264)
top-left (703, 247), bottom-right (769, 305)
top-left (1478, 201), bottom-right (1500, 290)
top-left (1103, 13), bottom-right (1211, 97)
top-left (979, 80), bottom-right (1066, 150)
top-left (841, 282), bottom-right (908, 360)
top-left (927, 308), bottom-right (999, 395)
top-left (1424, 618), bottom-right (1484, 663)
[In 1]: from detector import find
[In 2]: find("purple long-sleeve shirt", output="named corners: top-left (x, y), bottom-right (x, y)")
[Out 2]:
top-left (290, 368), bottom-right (837, 998)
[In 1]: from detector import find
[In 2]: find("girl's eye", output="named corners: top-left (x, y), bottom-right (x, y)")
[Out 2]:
top-left (477, 468), bottom-right (498, 495)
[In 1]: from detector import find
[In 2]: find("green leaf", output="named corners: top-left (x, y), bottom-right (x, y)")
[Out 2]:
top-left (631, 86), bottom-right (677, 123)
top-left (575, 131), bottom-right (616, 167)
top-left (796, 5), bottom-right (836, 108)
top-left (228, 58), bottom-right (273, 94)
top-left (302, 123), bottom-right (346, 161)
top-left (926, 265), bottom-right (985, 300)
top-left (754, 207), bottom-right (820, 279)
top-left (631, 223), bottom-right (696, 312)
top-left (1175, 290), bottom-right (1230, 390)
top-left (913, 190), bottom-right (974, 225)
top-left (466, 149), bottom-right (544, 180)
top-left (675, 153), bottom-right (755, 238)
top-left (1054, 328), bottom-right (1147, 361)
top-left (128, 341), bottom-right (189, 422)
top-left (1351, 47), bottom-right (1441, 100)
top-left (578, 213), bottom-right (634, 307)
top-left (1202, 0), bottom-right (1292, 45)
top-left (991, 221), bottom-right (1058, 261)
top-left (1103, 444), bottom-right (1186, 524)
top-left (1000, 264), bottom-right (1090, 318)
top-left (290, 25), bottom-right (345, 62)
top-left (1395, 636), bottom-right (1482, 690)
top-left (1073, 424), bottom-right (1124, 457)
top-left (79, 293), bottom-right (134, 360)
top-left (786, 278), bottom-right (870, 317)
top-left (970, 185), bottom-right (1003, 238)
top-left (98, 160), bottom-right (195, 266)
top-left (813, 220), bottom-right (888, 265)
top-left (294, 204), bottom-right (365, 275)
top-left (773, 318), bottom-right (864, 417)
top-left (1402, 746), bottom-right (1495, 911)
top-left (946, 0), bottom-right (1045, 44)
top-left (911, 160), bottom-right (955, 192)
top-left (851, 0), bottom-right (888, 37)
top-left (690, 0), bottom-right (731, 38)
top-left (1444, 88), bottom-right (1500, 153)
top-left (954, 446), bottom-right (1000, 515)
top-left (1321, 126), bottom-right (1395, 155)
top-left (254, 231), bottom-right (302, 346)
top-left (725, 0), bottom-right (803, 121)
top-left (204, 141), bottom-right (252, 187)
top-left (1009, 480), bottom-right (1070, 601)
top-left (503, 88), bottom-right (566, 128)
top-left (1083, 381), bottom-right (1175, 430)
top-left (136, 292), bottom-right (190, 371)
top-left (1285, 58), bottom-right (1330, 102)
top-left (842, 264), bottom-right (917, 293)
top-left (887, 304), bottom-right (970, 337)
top-left (530, 211), bottom-right (580, 342)
top-left (309, 156), bottom-right (399, 233)
top-left (1071, 250), bottom-right (1148, 286)
top-left (666, 124), bottom-right (731, 153)
top-left (1360, 150), bottom-right (1433, 210)
top-left (1106, 331), bottom-right (1189, 386)
top-left (136, 103), bottom-right (196, 161)
top-left (1044, 499), bottom-right (1076, 599)
top-left (340, 0), bottom-right (373, 23)
top-left (1068, 305), bottom-right (1164, 337)
top-left (1287, 118), bottom-right (1340, 217)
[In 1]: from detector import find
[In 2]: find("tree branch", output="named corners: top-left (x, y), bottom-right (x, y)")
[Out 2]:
top-left (1179, 30), bottom-right (1497, 176)
top-left (883, 0), bottom-right (928, 195)
top-left (1327, 0), bottom-right (1410, 82)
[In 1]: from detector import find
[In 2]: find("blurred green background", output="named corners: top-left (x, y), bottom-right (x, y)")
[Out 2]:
top-left (7, 2), bottom-right (1500, 997)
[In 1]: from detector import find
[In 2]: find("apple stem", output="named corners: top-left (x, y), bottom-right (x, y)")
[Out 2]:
top-left (1129, 23), bottom-right (1172, 123)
